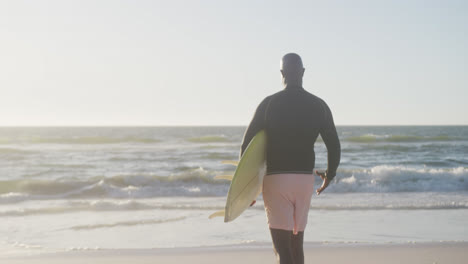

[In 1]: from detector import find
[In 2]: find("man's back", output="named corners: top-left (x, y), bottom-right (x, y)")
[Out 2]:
top-left (241, 85), bottom-right (340, 177)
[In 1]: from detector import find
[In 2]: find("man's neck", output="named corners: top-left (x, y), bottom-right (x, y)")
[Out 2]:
top-left (283, 82), bottom-right (303, 89)
top-left (283, 79), bottom-right (302, 88)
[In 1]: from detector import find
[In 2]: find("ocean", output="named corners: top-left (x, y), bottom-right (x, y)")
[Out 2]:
top-left (0, 126), bottom-right (467, 256)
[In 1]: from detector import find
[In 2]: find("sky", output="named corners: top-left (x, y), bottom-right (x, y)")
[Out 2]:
top-left (0, 0), bottom-right (467, 126)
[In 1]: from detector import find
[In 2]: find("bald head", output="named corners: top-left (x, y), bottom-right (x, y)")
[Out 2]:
top-left (280, 53), bottom-right (305, 87)
top-left (281, 53), bottom-right (303, 72)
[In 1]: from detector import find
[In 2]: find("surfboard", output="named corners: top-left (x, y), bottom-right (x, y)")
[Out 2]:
top-left (209, 130), bottom-right (266, 222)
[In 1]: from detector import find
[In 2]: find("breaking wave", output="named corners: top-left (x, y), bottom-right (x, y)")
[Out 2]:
top-left (1, 194), bottom-right (467, 218)
top-left (329, 166), bottom-right (468, 193)
top-left (186, 136), bottom-right (232, 143)
top-left (0, 168), bottom-right (229, 203)
top-left (68, 216), bottom-right (187, 230)
top-left (0, 137), bottom-right (160, 145)
top-left (345, 134), bottom-right (459, 143)
top-left (0, 166), bottom-right (467, 204)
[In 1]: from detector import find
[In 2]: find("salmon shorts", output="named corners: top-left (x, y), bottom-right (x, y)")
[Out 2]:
top-left (262, 173), bottom-right (315, 235)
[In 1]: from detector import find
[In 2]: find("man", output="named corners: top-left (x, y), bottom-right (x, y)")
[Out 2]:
top-left (240, 53), bottom-right (341, 264)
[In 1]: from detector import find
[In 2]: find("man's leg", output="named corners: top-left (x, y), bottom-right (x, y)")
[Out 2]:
top-left (291, 231), bottom-right (304, 264)
top-left (270, 228), bottom-right (295, 264)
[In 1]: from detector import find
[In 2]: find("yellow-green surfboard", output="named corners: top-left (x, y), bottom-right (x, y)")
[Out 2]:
top-left (220, 130), bottom-right (267, 222)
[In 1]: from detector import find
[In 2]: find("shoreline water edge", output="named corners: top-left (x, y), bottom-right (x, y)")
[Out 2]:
top-left (3, 242), bottom-right (468, 264)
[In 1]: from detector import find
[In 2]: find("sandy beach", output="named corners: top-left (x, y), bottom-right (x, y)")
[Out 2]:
top-left (4, 242), bottom-right (467, 264)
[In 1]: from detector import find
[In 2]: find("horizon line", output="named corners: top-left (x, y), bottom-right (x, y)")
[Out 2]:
top-left (0, 124), bottom-right (467, 127)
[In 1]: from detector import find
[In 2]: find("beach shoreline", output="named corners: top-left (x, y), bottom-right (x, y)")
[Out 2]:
top-left (1, 126), bottom-right (467, 262)
top-left (4, 242), bottom-right (468, 264)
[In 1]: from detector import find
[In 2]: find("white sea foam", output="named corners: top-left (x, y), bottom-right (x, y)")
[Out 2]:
top-left (68, 216), bottom-right (187, 230)
top-left (0, 166), bottom-right (466, 204)
top-left (1, 191), bottom-right (468, 219)
top-left (329, 166), bottom-right (468, 193)
top-left (345, 134), bottom-right (461, 143)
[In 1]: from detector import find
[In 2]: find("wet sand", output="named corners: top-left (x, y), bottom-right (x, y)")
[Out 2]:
top-left (4, 242), bottom-right (468, 264)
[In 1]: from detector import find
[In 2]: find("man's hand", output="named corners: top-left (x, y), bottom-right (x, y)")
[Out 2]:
top-left (315, 170), bottom-right (332, 195)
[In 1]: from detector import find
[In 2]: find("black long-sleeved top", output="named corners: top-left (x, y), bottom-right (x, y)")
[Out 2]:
top-left (240, 85), bottom-right (341, 179)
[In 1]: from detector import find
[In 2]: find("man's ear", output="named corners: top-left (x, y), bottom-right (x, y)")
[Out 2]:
top-left (280, 70), bottom-right (285, 78)
top-left (301, 68), bottom-right (305, 77)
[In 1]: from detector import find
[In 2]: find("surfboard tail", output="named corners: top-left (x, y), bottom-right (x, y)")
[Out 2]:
top-left (208, 210), bottom-right (225, 219)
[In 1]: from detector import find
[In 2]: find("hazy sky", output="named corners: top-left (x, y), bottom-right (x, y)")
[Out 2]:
top-left (1, 0), bottom-right (467, 126)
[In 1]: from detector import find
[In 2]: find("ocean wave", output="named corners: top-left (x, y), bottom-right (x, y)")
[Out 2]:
top-left (201, 153), bottom-right (238, 160)
top-left (343, 144), bottom-right (413, 153)
top-left (0, 168), bottom-right (229, 203)
top-left (1, 166), bottom-right (467, 203)
top-left (310, 204), bottom-right (468, 210)
top-left (0, 200), bottom-right (224, 216)
top-left (0, 148), bottom-right (36, 154)
top-left (1, 195), bottom-right (467, 218)
top-left (329, 166), bottom-right (468, 193)
top-left (345, 134), bottom-right (459, 143)
top-left (68, 216), bottom-right (187, 230)
top-left (36, 163), bottom-right (96, 169)
top-left (186, 136), bottom-right (231, 143)
top-left (0, 137), bottom-right (161, 145)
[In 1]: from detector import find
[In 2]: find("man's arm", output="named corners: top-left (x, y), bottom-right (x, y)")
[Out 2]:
top-left (319, 102), bottom-right (341, 178)
top-left (240, 97), bottom-right (270, 158)
top-left (316, 101), bottom-right (340, 195)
